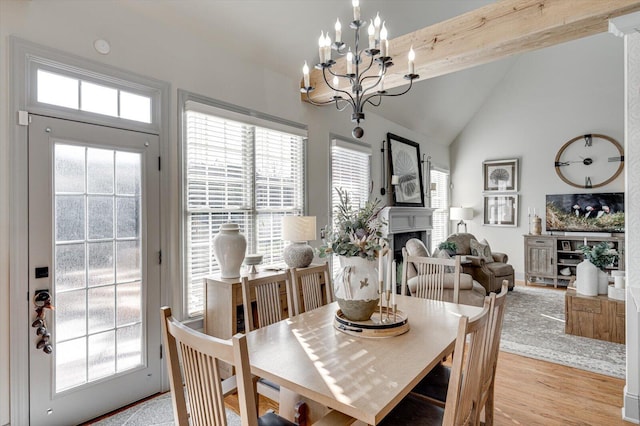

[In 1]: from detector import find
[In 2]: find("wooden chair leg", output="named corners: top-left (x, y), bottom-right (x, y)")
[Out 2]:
top-left (484, 381), bottom-right (495, 426)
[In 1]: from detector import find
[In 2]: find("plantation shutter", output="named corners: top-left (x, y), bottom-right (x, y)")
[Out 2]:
top-left (430, 169), bottom-right (450, 251)
top-left (330, 138), bottom-right (371, 275)
top-left (184, 102), bottom-right (305, 317)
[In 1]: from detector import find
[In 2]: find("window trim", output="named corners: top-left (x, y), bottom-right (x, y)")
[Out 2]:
top-left (178, 90), bottom-right (308, 319)
top-left (429, 167), bottom-right (451, 250)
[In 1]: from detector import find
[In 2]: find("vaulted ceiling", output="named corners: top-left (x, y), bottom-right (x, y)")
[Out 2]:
top-left (120, 0), bottom-right (630, 145)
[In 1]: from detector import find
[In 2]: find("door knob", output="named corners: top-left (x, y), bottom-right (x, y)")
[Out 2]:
top-left (32, 289), bottom-right (54, 354)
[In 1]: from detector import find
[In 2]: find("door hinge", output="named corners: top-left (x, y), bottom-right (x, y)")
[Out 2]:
top-left (158, 156), bottom-right (161, 171)
top-left (158, 250), bottom-right (162, 265)
top-left (18, 110), bottom-right (30, 126)
top-left (160, 344), bottom-right (163, 359)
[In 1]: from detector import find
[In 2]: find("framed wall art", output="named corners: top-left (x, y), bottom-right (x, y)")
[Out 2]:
top-left (387, 133), bottom-right (424, 207)
top-left (483, 194), bottom-right (518, 227)
top-left (483, 158), bottom-right (518, 192)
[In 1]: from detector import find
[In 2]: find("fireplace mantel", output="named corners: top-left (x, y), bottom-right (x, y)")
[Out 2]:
top-left (380, 206), bottom-right (434, 258)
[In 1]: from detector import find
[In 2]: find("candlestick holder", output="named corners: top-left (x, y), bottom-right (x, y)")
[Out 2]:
top-left (528, 212), bottom-right (532, 234)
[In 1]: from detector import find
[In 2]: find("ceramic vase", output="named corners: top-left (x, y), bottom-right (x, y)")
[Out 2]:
top-left (334, 256), bottom-right (380, 321)
top-left (598, 269), bottom-right (609, 295)
top-left (212, 223), bottom-right (246, 278)
top-left (576, 258), bottom-right (598, 296)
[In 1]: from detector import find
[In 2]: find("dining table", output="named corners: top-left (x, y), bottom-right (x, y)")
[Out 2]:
top-left (245, 295), bottom-right (484, 425)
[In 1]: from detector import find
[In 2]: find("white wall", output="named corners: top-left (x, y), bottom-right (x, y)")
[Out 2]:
top-left (450, 33), bottom-right (625, 277)
top-left (0, 2), bottom-right (448, 422)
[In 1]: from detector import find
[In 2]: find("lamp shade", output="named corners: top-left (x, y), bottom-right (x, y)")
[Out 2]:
top-left (450, 207), bottom-right (473, 221)
top-left (282, 216), bottom-right (316, 242)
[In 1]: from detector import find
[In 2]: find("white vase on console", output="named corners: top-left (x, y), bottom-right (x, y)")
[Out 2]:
top-left (576, 259), bottom-right (598, 296)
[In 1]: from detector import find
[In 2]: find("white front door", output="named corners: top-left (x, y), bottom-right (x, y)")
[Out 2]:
top-left (28, 115), bottom-right (162, 425)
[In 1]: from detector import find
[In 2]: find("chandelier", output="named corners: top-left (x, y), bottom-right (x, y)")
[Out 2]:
top-left (301, 0), bottom-right (419, 139)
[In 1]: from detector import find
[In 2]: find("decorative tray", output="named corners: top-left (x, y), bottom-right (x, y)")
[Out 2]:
top-left (333, 307), bottom-right (410, 338)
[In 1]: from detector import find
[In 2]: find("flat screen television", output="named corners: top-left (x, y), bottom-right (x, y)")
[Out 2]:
top-left (545, 193), bottom-right (624, 233)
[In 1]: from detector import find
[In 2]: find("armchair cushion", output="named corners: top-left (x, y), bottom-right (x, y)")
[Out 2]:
top-left (406, 274), bottom-right (485, 306)
top-left (470, 238), bottom-right (494, 263)
top-left (485, 262), bottom-right (513, 276)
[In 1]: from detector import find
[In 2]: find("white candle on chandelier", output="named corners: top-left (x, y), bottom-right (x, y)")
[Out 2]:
top-left (374, 12), bottom-right (381, 41)
top-left (380, 22), bottom-right (388, 57)
top-left (335, 18), bottom-right (342, 43)
top-left (318, 31), bottom-right (325, 63)
top-left (325, 34), bottom-right (332, 62)
top-left (352, 0), bottom-right (360, 21)
top-left (368, 20), bottom-right (375, 50)
top-left (408, 46), bottom-right (415, 75)
top-left (302, 62), bottom-right (310, 88)
top-left (346, 49), bottom-right (353, 74)
top-left (379, 74), bottom-right (385, 92)
top-left (332, 75), bottom-right (339, 97)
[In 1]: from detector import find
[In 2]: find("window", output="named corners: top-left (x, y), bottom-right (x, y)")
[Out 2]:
top-left (183, 100), bottom-right (306, 317)
top-left (430, 169), bottom-right (450, 251)
top-left (330, 138), bottom-right (371, 274)
top-left (36, 69), bottom-right (152, 124)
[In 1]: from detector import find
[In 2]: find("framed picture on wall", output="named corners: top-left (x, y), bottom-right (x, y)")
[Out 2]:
top-left (387, 132), bottom-right (424, 207)
top-left (483, 194), bottom-right (518, 227)
top-left (483, 158), bottom-right (518, 192)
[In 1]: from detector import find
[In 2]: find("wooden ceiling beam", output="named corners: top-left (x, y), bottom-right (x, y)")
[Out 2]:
top-left (302, 0), bottom-right (640, 103)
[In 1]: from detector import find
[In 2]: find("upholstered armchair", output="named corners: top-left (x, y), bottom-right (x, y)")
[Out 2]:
top-left (402, 239), bottom-right (485, 307)
top-left (444, 233), bottom-right (515, 294)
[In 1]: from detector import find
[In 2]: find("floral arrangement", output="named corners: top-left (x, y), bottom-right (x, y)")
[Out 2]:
top-left (578, 241), bottom-right (618, 270)
top-left (317, 188), bottom-right (387, 261)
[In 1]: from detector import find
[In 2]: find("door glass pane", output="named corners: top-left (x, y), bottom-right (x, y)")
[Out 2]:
top-left (117, 324), bottom-right (142, 372)
top-left (88, 196), bottom-right (114, 239)
top-left (54, 143), bottom-right (144, 394)
top-left (55, 144), bottom-right (85, 193)
top-left (87, 148), bottom-right (114, 194)
top-left (37, 69), bottom-right (79, 109)
top-left (88, 331), bottom-right (116, 381)
top-left (56, 337), bottom-right (87, 392)
top-left (80, 81), bottom-right (118, 117)
top-left (88, 286), bottom-right (115, 334)
top-left (88, 242), bottom-right (114, 287)
top-left (55, 243), bottom-right (86, 291)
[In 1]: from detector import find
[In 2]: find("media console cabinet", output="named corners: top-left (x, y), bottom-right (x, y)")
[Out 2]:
top-left (565, 289), bottom-right (625, 344)
top-left (524, 234), bottom-right (624, 288)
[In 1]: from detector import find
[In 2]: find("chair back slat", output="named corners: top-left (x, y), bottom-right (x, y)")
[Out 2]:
top-left (476, 280), bottom-right (509, 425)
top-left (241, 272), bottom-right (290, 331)
top-left (442, 300), bottom-right (490, 426)
top-left (161, 307), bottom-right (259, 426)
top-left (289, 262), bottom-right (333, 315)
top-left (402, 250), bottom-right (461, 304)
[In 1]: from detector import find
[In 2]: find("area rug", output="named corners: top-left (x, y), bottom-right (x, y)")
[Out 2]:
top-left (501, 284), bottom-right (625, 378)
top-left (88, 392), bottom-right (242, 426)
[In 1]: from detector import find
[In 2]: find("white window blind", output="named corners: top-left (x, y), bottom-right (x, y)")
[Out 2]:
top-left (330, 139), bottom-right (371, 275)
top-left (430, 169), bottom-right (450, 251)
top-left (184, 107), bottom-right (305, 317)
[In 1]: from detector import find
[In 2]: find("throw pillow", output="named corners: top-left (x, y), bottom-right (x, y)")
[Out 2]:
top-left (434, 249), bottom-right (455, 273)
top-left (470, 238), bottom-right (494, 263)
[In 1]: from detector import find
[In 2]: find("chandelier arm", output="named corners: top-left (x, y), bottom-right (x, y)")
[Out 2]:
top-left (356, 55), bottom-right (377, 85)
top-left (360, 72), bottom-right (385, 95)
top-left (334, 100), bottom-right (352, 112)
top-left (362, 93), bottom-right (383, 107)
top-left (376, 78), bottom-right (416, 98)
top-left (320, 68), bottom-right (357, 106)
top-left (304, 90), bottom-right (338, 106)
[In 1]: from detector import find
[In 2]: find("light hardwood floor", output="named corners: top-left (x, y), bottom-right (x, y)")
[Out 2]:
top-left (226, 350), bottom-right (631, 426)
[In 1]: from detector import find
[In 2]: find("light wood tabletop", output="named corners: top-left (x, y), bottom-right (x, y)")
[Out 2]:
top-left (245, 295), bottom-right (483, 425)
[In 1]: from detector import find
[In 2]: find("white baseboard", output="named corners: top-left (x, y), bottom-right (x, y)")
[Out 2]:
top-left (623, 387), bottom-right (640, 424)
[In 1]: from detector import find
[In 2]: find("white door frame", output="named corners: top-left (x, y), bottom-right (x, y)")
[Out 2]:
top-left (9, 37), bottom-right (173, 425)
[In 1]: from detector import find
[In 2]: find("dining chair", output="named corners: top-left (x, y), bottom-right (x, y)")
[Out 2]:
top-left (402, 247), bottom-right (462, 304)
top-left (288, 262), bottom-right (333, 315)
top-left (160, 306), bottom-right (297, 426)
top-left (241, 272), bottom-right (292, 402)
top-left (379, 299), bottom-right (491, 425)
top-left (408, 281), bottom-right (509, 425)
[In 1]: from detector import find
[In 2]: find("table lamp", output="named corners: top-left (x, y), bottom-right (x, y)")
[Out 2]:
top-left (282, 216), bottom-right (316, 268)
top-left (450, 207), bottom-right (473, 233)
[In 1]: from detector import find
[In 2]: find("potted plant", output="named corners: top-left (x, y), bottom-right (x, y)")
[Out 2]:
top-left (437, 241), bottom-right (458, 256)
top-left (318, 188), bottom-right (387, 320)
top-left (577, 242), bottom-right (619, 295)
